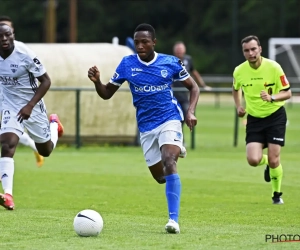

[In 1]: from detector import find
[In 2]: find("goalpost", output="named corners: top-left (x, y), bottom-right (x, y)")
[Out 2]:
top-left (268, 38), bottom-right (300, 85)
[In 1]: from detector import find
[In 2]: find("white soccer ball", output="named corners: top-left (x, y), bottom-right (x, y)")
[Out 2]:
top-left (73, 209), bottom-right (104, 237)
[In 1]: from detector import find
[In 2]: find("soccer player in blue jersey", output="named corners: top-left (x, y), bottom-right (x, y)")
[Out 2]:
top-left (88, 23), bottom-right (199, 234)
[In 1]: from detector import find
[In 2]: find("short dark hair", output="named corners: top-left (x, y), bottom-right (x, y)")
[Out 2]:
top-left (0, 15), bottom-right (13, 24)
top-left (134, 23), bottom-right (156, 39)
top-left (241, 35), bottom-right (261, 46)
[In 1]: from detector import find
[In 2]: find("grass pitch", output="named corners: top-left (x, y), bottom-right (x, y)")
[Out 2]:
top-left (0, 102), bottom-right (300, 250)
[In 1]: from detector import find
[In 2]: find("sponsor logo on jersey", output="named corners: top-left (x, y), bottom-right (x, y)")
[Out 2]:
top-left (280, 75), bottom-right (289, 87)
top-left (33, 57), bottom-right (43, 68)
top-left (0, 76), bottom-right (20, 85)
top-left (161, 70), bottom-right (168, 78)
top-left (179, 68), bottom-right (188, 78)
top-left (134, 83), bottom-right (168, 93)
top-left (131, 68), bottom-right (143, 72)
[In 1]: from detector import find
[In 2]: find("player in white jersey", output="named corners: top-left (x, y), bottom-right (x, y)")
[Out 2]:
top-left (0, 23), bottom-right (64, 210)
top-left (0, 16), bottom-right (44, 168)
top-left (88, 23), bottom-right (199, 234)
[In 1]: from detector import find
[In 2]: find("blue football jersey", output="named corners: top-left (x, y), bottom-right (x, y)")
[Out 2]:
top-left (109, 52), bottom-right (190, 132)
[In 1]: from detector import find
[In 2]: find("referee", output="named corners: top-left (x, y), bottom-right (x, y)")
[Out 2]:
top-left (232, 35), bottom-right (292, 205)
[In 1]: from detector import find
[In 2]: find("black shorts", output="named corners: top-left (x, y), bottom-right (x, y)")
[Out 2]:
top-left (246, 106), bottom-right (287, 148)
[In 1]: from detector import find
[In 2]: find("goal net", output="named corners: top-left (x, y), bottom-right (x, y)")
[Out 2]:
top-left (268, 38), bottom-right (300, 86)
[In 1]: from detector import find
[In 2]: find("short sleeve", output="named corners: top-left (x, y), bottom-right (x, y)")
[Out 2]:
top-left (173, 58), bottom-right (190, 81)
top-left (233, 68), bottom-right (241, 90)
top-left (109, 57), bottom-right (127, 86)
top-left (274, 63), bottom-right (290, 91)
top-left (26, 56), bottom-right (46, 78)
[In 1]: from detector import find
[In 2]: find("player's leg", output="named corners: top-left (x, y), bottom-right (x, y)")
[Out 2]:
top-left (0, 110), bottom-right (24, 210)
top-left (19, 131), bottom-right (44, 167)
top-left (267, 143), bottom-right (283, 204)
top-left (245, 115), bottom-right (269, 181)
top-left (266, 107), bottom-right (286, 204)
top-left (25, 113), bottom-right (63, 157)
top-left (141, 122), bottom-right (182, 233)
top-left (159, 121), bottom-right (184, 234)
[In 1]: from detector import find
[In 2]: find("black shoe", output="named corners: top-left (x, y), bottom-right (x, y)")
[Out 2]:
top-left (264, 165), bottom-right (271, 182)
top-left (272, 192), bottom-right (284, 205)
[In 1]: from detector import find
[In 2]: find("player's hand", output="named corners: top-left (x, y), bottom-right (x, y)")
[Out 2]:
top-left (203, 85), bottom-right (212, 91)
top-left (260, 90), bottom-right (271, 102)
top-left (236, 106), bottom-right (246, 117)
top-left (88, 66), bottom-right (100, 83)
top-left (185, 112), bottom-right (197, 131)
top-left (17, 104), bottom-right (34, 123)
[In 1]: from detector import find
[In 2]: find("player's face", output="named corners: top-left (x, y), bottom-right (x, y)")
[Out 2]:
top-left (134, 31), bottom-right (156, 62)
top-left (173, 44), bottom-right (186, 59)
top-left (0, 25), bottom-right (14, 52)
top-left (242, 40), bottom-right (262, 63)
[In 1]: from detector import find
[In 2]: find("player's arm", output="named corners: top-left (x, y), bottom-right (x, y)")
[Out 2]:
top-left (181, 76), bottom-right (200, 130)
top-left (17, 72), bottom-right (51, 122)
top-left (88, 66), bottom-right (119, 100)
top-left (261, 66), bottom-right (292, 102)
top-left (27, 73), bottom-right (51, 107)
top-left (232, 74), bottom-right (246, 117)
top-left (181, 76), bottom-right (199, 115)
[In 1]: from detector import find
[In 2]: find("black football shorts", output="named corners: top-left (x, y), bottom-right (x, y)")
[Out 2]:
top-left (246, 106), bottom-right (287, 148)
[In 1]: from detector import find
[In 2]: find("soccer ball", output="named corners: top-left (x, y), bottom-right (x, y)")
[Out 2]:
top-left (73, 209), bottom-right (104, 237)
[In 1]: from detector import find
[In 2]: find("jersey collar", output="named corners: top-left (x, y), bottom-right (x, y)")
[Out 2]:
top-left (136, 52), bottom-right (158, 66)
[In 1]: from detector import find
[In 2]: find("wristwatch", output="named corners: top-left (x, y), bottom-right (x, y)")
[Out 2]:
top-left (271, 95), bottom-right (276, 102)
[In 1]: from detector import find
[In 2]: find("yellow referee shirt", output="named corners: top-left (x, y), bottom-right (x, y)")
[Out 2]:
top-left (233, 57), bottom-right (290, 118)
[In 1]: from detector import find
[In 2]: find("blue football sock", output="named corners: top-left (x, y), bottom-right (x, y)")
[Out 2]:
top-left (165, 173), bottom-right (181, 223)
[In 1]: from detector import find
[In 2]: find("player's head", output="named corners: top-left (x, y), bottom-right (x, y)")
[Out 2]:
top-left (241, 35), bottom-right (262, 64)
top-left (173, 41), bottom-right (186, 60)
top-left (0, 16), bottom-right (14, 32)
top-left (133, 23), bottom-right (156, 62)
top-left (0, 23), bottom-right (15, 52)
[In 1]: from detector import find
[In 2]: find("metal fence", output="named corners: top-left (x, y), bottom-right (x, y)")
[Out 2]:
top-left (50, 75), bottom-right (300, 149)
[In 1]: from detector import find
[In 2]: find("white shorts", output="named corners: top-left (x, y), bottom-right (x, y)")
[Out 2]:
top-left (0, 109), bottom-right (51, 143)
top-left (140, 120), bottom-right (184, 167)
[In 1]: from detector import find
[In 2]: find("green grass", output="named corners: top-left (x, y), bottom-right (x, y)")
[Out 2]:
top-left (1, 103), bottom-right (300, 249)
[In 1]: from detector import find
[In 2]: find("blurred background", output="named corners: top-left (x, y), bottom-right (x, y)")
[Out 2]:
top-left (1, 0), bottom-right (300, 147)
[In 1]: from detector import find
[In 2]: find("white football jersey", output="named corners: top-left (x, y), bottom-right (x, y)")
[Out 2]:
top-left (0, 40), bottom-right (47, 116)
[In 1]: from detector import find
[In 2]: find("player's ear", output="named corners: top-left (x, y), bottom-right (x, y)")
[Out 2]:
top-left (153, 38), bottom-right (156, 47)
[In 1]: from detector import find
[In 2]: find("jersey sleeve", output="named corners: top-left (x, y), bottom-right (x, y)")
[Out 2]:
top-left (172, 58), bottom-right (190, 81)
top-left (109, 57), bottom-right (127, 86)
top-left (23, 46), bottom-right (46, 78)
top-left (233, 68), bottom-right (241, 90)
top-left (274, 63), bottom-right (290, 91)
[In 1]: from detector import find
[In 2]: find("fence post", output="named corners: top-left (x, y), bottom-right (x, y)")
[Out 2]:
top-left (191, 109), bottom-right (196, 149)
top-left (75, 89), bottom-right (81, 148)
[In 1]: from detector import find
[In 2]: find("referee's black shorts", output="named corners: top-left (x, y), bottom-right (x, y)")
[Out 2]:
top-left (246, 106), bottom-right (287, 148)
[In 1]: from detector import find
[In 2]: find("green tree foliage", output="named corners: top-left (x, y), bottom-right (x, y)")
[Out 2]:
top-left (0, 0), bottom-right (299, 74)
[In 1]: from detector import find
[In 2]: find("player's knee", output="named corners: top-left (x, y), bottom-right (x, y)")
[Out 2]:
top-left (1, 142), bottom-right (17, 157)
top-left (162, 155), bottom-right (177, 171)
top-left (247, 157), bottom-right (260, 167)
top-left (37, 149), bottom-right (52, 157)
top-left (154, 176), bottom-right (166, 184)
top-left (268, 158), bottom-right (280, 168)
